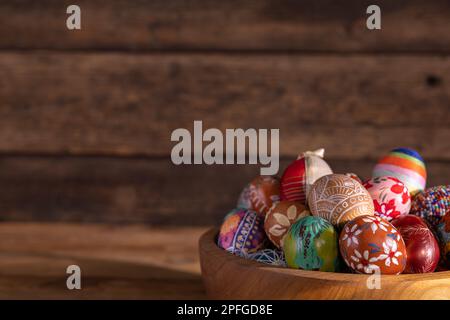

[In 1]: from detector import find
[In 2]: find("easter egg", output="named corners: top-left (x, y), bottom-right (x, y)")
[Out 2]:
top-left (372, 147), bottom-right (426, 196)
top-left (410, 185), bottom-right (450, 227)
top-left (391, 215), bottom-right (440, 273)
top-left (363, 176), bottom-right (411, 221)
top-left (264, 201), bottom-right (310, 249)
top-left (339, 215), bottom-right (407, 274)
top-left (280, 148), bottom-right (333, 204)
top-left (237, 176), bottom-right (280, 217)
top-left (308, 174), bottom-right (375, 228)
top-left (283, 216), bottom-right (339, 272)
top-left (247, 249), bottom-right (287, 267)
top-left (218, 209), bottom-right (266, 256)
top-left (435, 211), bottom-right (450, 268)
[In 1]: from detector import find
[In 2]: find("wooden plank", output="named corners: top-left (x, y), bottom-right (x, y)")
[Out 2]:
top-left (1, 1), bottom-right (450, 52)
top-left (0, 223), bottom-right (207, 299)
top-left (1, 53), bottom-right (449, 159)
top-left (0, 156), bottom-right (448, 224)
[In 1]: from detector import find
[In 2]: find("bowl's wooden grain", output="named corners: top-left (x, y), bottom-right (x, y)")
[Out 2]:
top-left (199, 228), bottom-right (450, 300)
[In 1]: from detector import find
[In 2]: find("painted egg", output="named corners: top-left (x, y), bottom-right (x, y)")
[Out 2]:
top-left (237, 176), bottom-right (280, 217)
top-left (283, 216), bottom-right (339, 272)
top-left (339, 215), bottom-right (407, 274)
top-left (391, 215), bottom-right (440, 273)
top-left (218, 208), bottom-right (266, 256)
top-left (410, 185), bottom-right (450, 227)
top-left (435, 211), bottom-right (450, 268)
top-left (372, 147), bottom-right (426, 196)
top-left (280, 148), bottom-right (333, 204)
top-left (308, 174), bottom-right (375, 228)
top-left (363, 176), bottom-right (411, 221)
top-left (264, 201), bottom-right (310, 249)
top-left (345, 172), bottom-right (363, 184)
top-left (247, 249), bottom-right (286, 267)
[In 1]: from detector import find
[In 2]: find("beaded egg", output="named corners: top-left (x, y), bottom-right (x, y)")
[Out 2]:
top-left (372, 147), bottom-right (426, 196)
top-left (363, 176), bottom-right (411, 221)
top-left (283, 216), bottom-right (339, 272)
top-left (308, 174), bottom-right (374, 228)
top-left (237, 176), bottom-right (280, 217)
top-left (391, 215), bottom-right (440, 273)
top-left (410, 185), bottom-right (450, 227)
top-left (218, 209), bottom-right (266, 256)
top-left (264, 201), bottom-right (310, 249)
top-left (435, 211), bottom-right (450, 268)
top-left (247, 249), bottom-right (287, 267)
top-left (339, 215), bottom-right (407, 275)
top-left (280, 149), bottom-right (333, 204)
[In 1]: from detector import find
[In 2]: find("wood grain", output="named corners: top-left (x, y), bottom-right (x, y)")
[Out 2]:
top-left (0, 223), bottom-right (207, 299)
top-left (0, 156), bottom-right (448, 224)
top-left (199, 228), bottom-right (450, 299)
top-left (1, 53), bottom-right (449, 159)
top-left (1, 0), bottom-right (450, 52)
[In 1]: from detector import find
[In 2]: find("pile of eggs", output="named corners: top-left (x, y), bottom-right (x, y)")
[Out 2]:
top-left (217, 147), bottom-right (450, 275)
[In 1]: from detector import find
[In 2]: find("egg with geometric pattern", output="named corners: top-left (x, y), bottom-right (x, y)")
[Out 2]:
top-left (247, 249), bottom-right (287, 267)
top-left (218, 208), bottom-right (267, 257)
top-left (308, 174), bottom-right (375, 228)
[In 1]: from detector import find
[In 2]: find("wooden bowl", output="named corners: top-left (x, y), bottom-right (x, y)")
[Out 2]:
top-left (199, 228), bottom-right (450, 299)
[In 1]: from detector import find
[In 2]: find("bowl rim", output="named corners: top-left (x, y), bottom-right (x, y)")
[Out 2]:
top-left (199, 227), bottom-right (450, 282)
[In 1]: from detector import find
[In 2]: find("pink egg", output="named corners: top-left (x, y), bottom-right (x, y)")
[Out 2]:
top-left (363, 176), bottom-right (411, 221)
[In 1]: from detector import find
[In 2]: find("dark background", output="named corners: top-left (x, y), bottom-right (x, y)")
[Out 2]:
top-left (0, 0), bottom-right (449, 225)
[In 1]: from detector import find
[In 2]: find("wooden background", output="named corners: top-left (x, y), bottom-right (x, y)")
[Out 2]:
top-left (0, 0), bottom-right (449, 225)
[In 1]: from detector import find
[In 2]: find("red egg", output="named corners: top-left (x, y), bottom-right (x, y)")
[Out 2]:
top-left (391, 215), bottom-right (440, 273)
top-left (391, 215), bottom-right (428, 229)
top-left (280, 149), bottom-right (332, 204)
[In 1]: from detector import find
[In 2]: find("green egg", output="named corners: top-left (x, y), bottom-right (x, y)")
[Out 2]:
top-left (283, 216), bottom-right (339, 272)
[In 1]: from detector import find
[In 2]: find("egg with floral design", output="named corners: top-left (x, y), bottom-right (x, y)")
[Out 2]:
top-left (339, 215), bottom-right (407, 274)
top-left (237, 176), bottom-right (280, 217)
top-left (264, 201), bottom-right (310, 249)
top-left (218, 208), bottom-right (266, 256)
top-left (363, 176), bottom-right (411, 221)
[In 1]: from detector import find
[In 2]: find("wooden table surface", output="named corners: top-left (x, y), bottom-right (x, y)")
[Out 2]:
top-left (0, 223), bottom-right (208, 299)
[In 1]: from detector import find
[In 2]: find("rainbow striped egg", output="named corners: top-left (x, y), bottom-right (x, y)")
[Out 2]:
top-left (373, 148), bottom-right (426, 196)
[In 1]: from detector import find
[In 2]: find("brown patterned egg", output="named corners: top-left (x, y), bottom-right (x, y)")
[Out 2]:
top-left (264, 201), bottom-right (310, 249)
top-left (308, 174), bottom-right (374, 228)
top-left (339, 215), bottom-right (407, 274)
top-left (237, 176), bottom-right (280, 217)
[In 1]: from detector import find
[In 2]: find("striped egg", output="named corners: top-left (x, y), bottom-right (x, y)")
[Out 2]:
top-left (280, 148), bottom-right (333, 205)
top-left (373, 147), bottom-right (426, 196)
